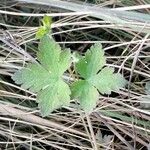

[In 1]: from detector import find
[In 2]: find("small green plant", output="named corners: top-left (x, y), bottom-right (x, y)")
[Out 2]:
top-left (12, 28), bottom-right (126, 117)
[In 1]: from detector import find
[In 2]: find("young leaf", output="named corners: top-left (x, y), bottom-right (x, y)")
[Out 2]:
top-left (36, 26), bottom-right (47, 39)
top-left (12, 35), bottom-right (71, 117)
top-left (71, 43), bottom-right (126, 112)
top-left (36, 15), bottom-right (52, 39)
top-left (42, 15), bottom-right (52, 27)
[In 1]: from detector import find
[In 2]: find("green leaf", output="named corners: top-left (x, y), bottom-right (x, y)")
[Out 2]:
top-left (12, 35), bottom-right (71, 117)
top-left (36, 26), bottom-right (47, 39)
top-left (42, 15), bottom-right (52, 27)
top-left (36, 15), bottom-right (52, 39)
top-left (71, 43), bottom-right (126, 112)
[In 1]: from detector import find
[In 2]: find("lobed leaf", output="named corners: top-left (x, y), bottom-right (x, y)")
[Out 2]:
top-left (71, 43), bottom-right (126, 112)
top-left (12, 35), bottom-right (71, 116)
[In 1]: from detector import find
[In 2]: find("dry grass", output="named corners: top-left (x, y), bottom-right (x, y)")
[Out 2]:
top-left (0, 0), bottom-right (150, 150)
